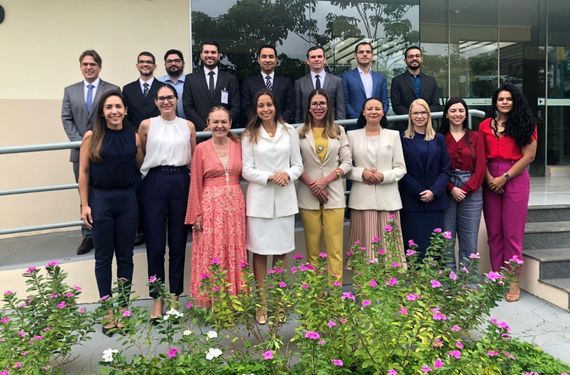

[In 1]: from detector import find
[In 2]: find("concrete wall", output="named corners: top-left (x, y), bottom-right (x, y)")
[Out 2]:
top-left (0, 0), bottom-right (190, 236)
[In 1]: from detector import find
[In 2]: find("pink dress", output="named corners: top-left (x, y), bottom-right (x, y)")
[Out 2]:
top-left (185, 139), bottom-right (247, 306)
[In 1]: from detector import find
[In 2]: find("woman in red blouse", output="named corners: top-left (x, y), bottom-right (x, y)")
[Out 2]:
top-left (480, 84), bottom-right (537, 302)
top-left (440, 98), bottom-right (486, 273)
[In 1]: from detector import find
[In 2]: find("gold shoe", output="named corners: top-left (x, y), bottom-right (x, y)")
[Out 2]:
top-left (505, 281), bottom-right (520, 302)
top-left (256, 307), bottom-right (267, 325)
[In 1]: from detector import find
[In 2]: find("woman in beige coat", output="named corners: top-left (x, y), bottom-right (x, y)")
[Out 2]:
top-left (347, 98), bottom-right (406, 263)
top-left (298, 89), bottom-right (352, 279)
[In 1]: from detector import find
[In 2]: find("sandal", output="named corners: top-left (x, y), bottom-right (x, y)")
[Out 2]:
top-left (102, 311), bottom-right (117, 336)
top-left (505, 281), bottom-right (520, 302)
top-left (256, 306), bottom-right (267, 325)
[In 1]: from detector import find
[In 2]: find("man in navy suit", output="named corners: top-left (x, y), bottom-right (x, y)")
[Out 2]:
top-left (61, 50), bottom-right (120, 254)
top-left (122, 51), bottom-right (161, 130)
top-left (390, 46), bottom-right (441, 115)
top-left (182, 41), bottom-right (240, 130)
top-left (342, 42), bottom-right (389, 119)
top-left (241, 44), bottom-right (295, 123)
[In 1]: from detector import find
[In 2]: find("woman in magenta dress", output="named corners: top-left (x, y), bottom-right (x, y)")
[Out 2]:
top-left (185, 107), bottom-right (247, 307)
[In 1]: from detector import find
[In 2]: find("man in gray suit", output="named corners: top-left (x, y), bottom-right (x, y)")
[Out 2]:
top-left (61, 50), bottom-right (120, 255)
top-left (295, 45), bottom-right (345, 123)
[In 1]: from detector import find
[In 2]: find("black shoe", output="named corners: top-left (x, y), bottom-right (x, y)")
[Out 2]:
top-left (134, 232), bottom-right (145, 247)
top-left (77, 237), bottom-right (94, 255)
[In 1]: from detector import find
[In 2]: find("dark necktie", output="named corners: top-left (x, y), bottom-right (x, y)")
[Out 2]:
top-left (208, 71), bottom-right (215, 93)
top-left (143, 83), bottom-right (149, 97)
top-left (265, 75), bottom-right (272, 90)
top-left (86, 84), bottom-right (94, 113)
top-left (315, 74), bottom-right (321, 90)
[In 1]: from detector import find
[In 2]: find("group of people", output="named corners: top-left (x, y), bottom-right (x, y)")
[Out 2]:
top-left (63, 43), bottom-right (537, 331)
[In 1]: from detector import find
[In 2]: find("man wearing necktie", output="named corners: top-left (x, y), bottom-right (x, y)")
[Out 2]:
top-left (122, 51), bottom-right (161, 131)
top-left (61, 50), bottom-right (120, 255)
top-left (295, 45), bottom-right (345, 123)
top-left (241, 44), bottom-right (295, 124)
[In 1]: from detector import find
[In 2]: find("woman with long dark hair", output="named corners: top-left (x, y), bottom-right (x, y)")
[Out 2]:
top-left (242, 89), bottom-right (303, 324)
top-left (297, 89), bottom-right (352, 280)
top-left (480, 84), bottom-right (537, 302)
top-left (78, 90), bottom-right (143, 334)
top-left (439, 98), bottom-right (486, 271)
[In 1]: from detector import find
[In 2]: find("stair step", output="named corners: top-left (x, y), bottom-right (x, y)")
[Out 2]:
top-left (525, 221), bottom-right (570, 233)
top-left (524, 221), bottom-right (570, 250)
top-left (539, 278), bottom-right (570, 294)
top-left (527, 205), bottom-right (570, 222)
top-left (525, 248), bottom-right (570, 262)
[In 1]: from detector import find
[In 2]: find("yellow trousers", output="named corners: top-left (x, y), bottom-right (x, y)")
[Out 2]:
top-left (299, 207), bottom-right (345, 279)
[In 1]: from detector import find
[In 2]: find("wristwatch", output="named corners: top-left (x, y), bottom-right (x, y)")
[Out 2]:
top-left (503, 172), bottom-right (512, 181)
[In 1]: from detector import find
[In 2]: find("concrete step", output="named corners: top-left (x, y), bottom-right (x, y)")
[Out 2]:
top-left (524, 221), bottom-right (570, 250)
top-left (537, 278), bottom-right (570, 310)
top-left (521, 256), bottom-right (570, 311)
top-left (524, 248), bottom-right (570, 279)
top-left (527, 205), bottom-right (570, 222)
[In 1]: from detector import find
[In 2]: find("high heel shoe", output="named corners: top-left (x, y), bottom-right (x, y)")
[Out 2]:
top-left (505, 280), bottom-right (520, 302)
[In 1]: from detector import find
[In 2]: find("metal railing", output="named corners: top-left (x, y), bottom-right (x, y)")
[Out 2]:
top-left (0, 110), bottom-right (486, 236)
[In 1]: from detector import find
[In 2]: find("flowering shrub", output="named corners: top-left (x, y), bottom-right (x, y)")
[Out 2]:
top-left (0, 262), bottom-right (96, 373)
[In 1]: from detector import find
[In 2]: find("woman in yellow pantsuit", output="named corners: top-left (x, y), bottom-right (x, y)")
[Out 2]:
top-left (297, 89), bottom-right (352, 279)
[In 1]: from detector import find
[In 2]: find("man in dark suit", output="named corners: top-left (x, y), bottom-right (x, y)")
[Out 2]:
top-left (295, 46), bottom-right (345, 123)
top-left (342, 42), bottom-right (389, 119)
top-left (61, 50), bottom-right (119, 254)
top-left (182, 41), bottom-right (240, 130)
top-left (241, 44), bottom-right (295, 123)
top-left (122, 52), bottom-right (161, 130)
top-left (390, 45), bottom-right (441, 115)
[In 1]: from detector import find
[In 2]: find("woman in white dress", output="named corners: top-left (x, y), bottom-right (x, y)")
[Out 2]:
top-left (242, 89), bottom-right (303, 324)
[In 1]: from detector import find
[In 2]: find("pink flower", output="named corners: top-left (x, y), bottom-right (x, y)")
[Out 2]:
top-left (318, 339), bottom-right (326, 345)
top-left (431, 280), bottom-right (442, 288)
top-left (361, 300), bottom-right (372, 307)
top-left (167, 347), bottom-right (179, 359)
top-left (339, 318), bottom-right (348, 324)
top-left (18, 330), bottom-right (27, 338)
top-left (331, 359), bottom-right (343, 367)
top-left (433, 337), bottom-right (443, 348)
top-left (369, 279), bottom-right (378, 287)
top-left (301, 283), bottom-right (310, 289)
top-left (186, 301), bottom-right (194, 309)
top-left (46, 260), bottom-right (59, 268)
top-left (433, 228), bottom-right (442, 233)
top-left (406, 249), bottom-right (417, 257)
top-left (421, 365), bottom-right (432, 373)
top-left (448, 350), bottom-right (462, 359)
top-left (210, 257), bottom-right (221, 265)
top-left (341, 292), bottom-right (356, 301)
top-left (32, 335), bottom-right (44, 341)
top-left (49, 292), bottom-right (59, 299)
top-left (56, 301), bottom-right (66, 309)
top-left (451, 325), bottom-right (461, 332)
top-left (432, 311), bottom-right (447, 321)
top-left (469, 253), bottom-right (480, 259)
top-left (460, 266), bottom-right (469, 274)
top-left (434, 358), bottom-right (444, 369)
top-left (263, 350), bottom-right (274, 360)
top-left (293, 253), bottom-right (303, 261)
top-left (327, 320), bottom-right (337, 328)
top-left (353, 240), bottom-right (361, 245)
top-left (200, 273), bottom-right (209, 280)
top-left (485, 272), bottom-right (503, 281)
top-left (391, 262), bottom-right (401, 268)
top-left (408, 239), bottom-right (417, 247)
top-left (149, 275), bottom-right (158, 283)
top-left (509, 255), bottom-right (524, 265)
top-left (332, 281), bottom-right (342, 287)
top-left (212, 286), bottom-right (221, 292)
top-left (388, 213), bottom-right (396, 220)
top-left (73, 285), bottom-right (82, 291)
top-left (487, 350), bottom-right (499, 357)
top-left (369, 258), bottom-right (378, 264)
top-left (290, 266), bottom-right (298, 273)
top-left (122, 310), bottom-right (132, 317)
top-left (360, 246), bottom-right (367, 252)
top-left (449, 271), bottom-right (457, 281)
top-left (371, 236), bottom-right (380, 243)
top-left (0, 369), bottom-right (10, 375)
top-left (268, 267), bottom-right (284, 274)
top-left (304, 331), bottom-right (320, 340)
top-left (388, 370), bottom-right (398, 375)
top-left (377, 248), bottom-right (386, 256)
top-left (3, 290), bottom-right (14, 296)
top-left (278, 281), bottom-right (287, 288)
top-left (442, 231), bottom-right (452, 239)
top-left (64, 292), bottom-right (74, 298)
top-left (456, 340), bottom-right (464, 349)
top-left (406, 293), bottom-right (418, 301)
top-left (14, 363), bottom-right (22, 369)
top-left (399, 307), bottom-right (408, 315)
top-left (319, 252), bottom-right (328, 258)
top-left (25, 266), bottom-right (38, 274)
top-left (240, 261), bottom-right (249, 269)
top-left (386, 277), bottom-right (398, 286)
top-left (78, 307), bottom-right (87, 314)
top-left (384, 224), bottom-right (393, 232)
top-left (0, 316), bottom-right (11, 324)
top-left (503, 351), bottom-right (516, 360)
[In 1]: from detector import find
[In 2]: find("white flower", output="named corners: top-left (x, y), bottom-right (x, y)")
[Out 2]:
top-left (206, 347), bottom-right (222, 360)
top-left (165, 307), bottom-right (183, 318)
top-left (183, 329), bottom-right (192, 336)
top-left (102, 348), bottom-right (118, 363)
top-left (206, 330), bottom-right (218, 339)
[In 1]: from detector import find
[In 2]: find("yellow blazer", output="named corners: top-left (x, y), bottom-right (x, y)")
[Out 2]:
top-left (347, 128), bottom-right (406, 211)
top-left (297, 125), bottom-right (352, 209)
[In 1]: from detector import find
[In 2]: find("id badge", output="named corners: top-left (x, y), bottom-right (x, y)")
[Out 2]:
top-left (221, 89), bottom-right (229, 105)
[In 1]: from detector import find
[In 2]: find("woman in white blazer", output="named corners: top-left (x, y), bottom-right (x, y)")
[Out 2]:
top-left (242, 89), bottom-right (303, 324)
top-left (347, 98), bottom-right (407, 264)
top-left (297, 89), bottom-right (352, 280)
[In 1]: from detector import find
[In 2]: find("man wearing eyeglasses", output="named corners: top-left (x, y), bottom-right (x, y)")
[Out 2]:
top-left (390, 45), bottom-right (441, 116)
top-left (159, 49), bottom-right (186, 119)
top-left (122, 51), bottom-right (161, 130)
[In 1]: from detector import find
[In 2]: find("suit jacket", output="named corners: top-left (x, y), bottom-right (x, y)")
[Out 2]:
top-left (297, 125), bottom-right (352, 210)
top-left (241, 73), bottom-right (295, 124)
top-left (342, 68), bottom-right (389, 119)
top-left (347, 128), bottom-right (406, 211)
top-left (122, 78), bottom-right (161, 130)
top-left (390, 71), bottom-right (441, 115)
top-left (61, 79), bottom-right (120, 162)
top-left (398, 133), bottom-right (450, 212)
top-left (182, 69), bottom-right (240, 130)
top-left (295, 73), bottom-right (346, 123)
top-left (241, 123), bottom-right (303, 218)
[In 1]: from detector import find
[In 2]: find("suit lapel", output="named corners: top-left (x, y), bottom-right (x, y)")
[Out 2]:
top-left (404, 74), bottom-right (418, 99)
top-left (305, 129), bottom-right (321, 164)
top-left (371, 71), bottom-right (379, 97)
top-left (353, 69), bottom-right (366, 97)
top-left (272, 74), bottom-right (281, 93)
top-left (426, 136), bottom-right (436, 173)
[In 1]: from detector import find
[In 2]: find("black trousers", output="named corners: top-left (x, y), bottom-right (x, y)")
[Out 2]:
top-left (90, 187), bottom-right (138, 299)
top-left (142, 167), bottom-right (189, 298)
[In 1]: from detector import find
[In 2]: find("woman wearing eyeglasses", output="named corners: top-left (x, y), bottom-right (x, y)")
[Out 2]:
top-left (139, 83), bottom-right (196, 320)
top-left (399, 99), bottom-right (450, 260)
top-left (297, 89), bottom-right (352, 280)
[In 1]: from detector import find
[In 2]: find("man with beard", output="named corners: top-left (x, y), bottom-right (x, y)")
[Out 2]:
top-left (241, 44), bottom-right (295, 123)
top-left (390, 46), bottom-right (441, 116)
top-left (159, 49), bottom-right (186, 119)
top-left (182, 41), bottom-right (240, 130)
top-left (122, 51), bottom-right (161, 130)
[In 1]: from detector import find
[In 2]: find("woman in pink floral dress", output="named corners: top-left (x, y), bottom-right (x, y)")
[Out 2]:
top-left (185, 107), bottom-right (246, 307)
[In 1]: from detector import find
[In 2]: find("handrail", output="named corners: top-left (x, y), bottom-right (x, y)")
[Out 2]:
top-left (0, 110), bottom-right (486, 236)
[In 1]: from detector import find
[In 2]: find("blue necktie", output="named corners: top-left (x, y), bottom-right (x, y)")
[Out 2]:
top-left (86, 84), bottom-right (95, 113)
